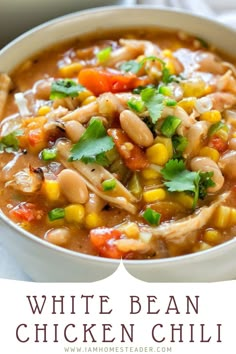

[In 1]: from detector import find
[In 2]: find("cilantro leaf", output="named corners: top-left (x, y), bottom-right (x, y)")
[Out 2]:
top-left (161, 159), bottom-right (215, 209)
top-left (69, 119), bottom-right (114, 166)
top-left (50, 79), bottom-right (85, 100)
top-left (199, 172), bottom-right (215, 199)
top-left (120, 60), bottom-right (142, 74)
top-left (0, 129), bottom-right (23, 152)
top-left (172, 135), bottom-right (188, 158)
top-left (120, 56), bottom-right (159, 74)
top-left (133, 84), bottom-right (156, 94)
top-left (141, 88), bottom-right (164, 124)
top-left (161, 159), bottom-right (198, 193)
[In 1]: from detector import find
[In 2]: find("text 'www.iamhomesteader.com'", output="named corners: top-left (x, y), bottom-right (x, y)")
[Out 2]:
top-left (63, 346), bottom-right (172, 352)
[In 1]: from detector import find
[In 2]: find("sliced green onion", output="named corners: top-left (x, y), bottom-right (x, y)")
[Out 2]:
top-left (143, 208), bottom-right (161, 226)
top-left (208, 121), bottom-right (229, 137)
top-left (102, 178), bottom-right (116, 191)
top-left (41, 148), bottom-right (57, 161)
top-left (48, 208), bottom-right (65, 221)
top-left (165, 99), bottom-right (177, 107)
top-left (96, 46), bottom-right (112, 63)
top-left (127, 98), bottom-right (145, 113)
top-left (161, 115), bottom-right (182, 138)
top-left (158, 85), bottom-right (172, 96)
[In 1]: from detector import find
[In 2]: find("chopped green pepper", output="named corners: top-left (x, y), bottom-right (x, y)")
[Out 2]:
top-left (48, 208), bottom-right (65, 221)
top-left (143, 208), bottom-right (161, 226)
top-left (161, 115), bottom-right (182, 137)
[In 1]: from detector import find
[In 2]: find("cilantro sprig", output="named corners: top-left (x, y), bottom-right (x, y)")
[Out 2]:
top-left (141, 88), bottom-right (165, 124)
top-left (0, 130), bottom-right (23, 152)
top-left (50, 79), bottom-right (85, 100)
top-left (69, 118), bottom-right (114, 166)
top-left (120, 56), bottom-right (180, 85)
top-left (161, 159), bottom-right (215, 209)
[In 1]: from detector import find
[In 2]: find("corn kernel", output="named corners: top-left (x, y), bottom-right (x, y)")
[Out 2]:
top-left (178, 98), bottom-right (196, 114)
top-left (199, 146), bottom-right (220, 162)
top-left (154, 136), bottom-right (173, 159)
top-left (165, 60), bottom-right (176, 75)
top-left (20, 222), bottom-right (31, 231)
top-left (174, 192), bottom-right (194, 209)
top-left (137, 55), bottom-right (145, 63)
top-left (203, 229), bottom-right (222, 245)
top-left (65, 204), bottom-right (85, 224)
top-left (141, 168), bottom-right (161, 180)
top-left (59, 62), bottom-right (83, 77)
top-left (118, 222), bottom-right (140, 239)
top-left (181, 79), bottom-right (205, 98)
top-left (43, 180), bottom-right (60, 201)
top-left (193, 241), bottom-right (212, 252)
top-left (231, 208), bottom-right (236, 224)
top-left (142, 178), bottom-right (161, 187)
top-left (233, 132), bottom-right (236, 138)
top-left (139, 231), bottom-right (153, 243)
top-left (143, 188), bottom-right (166, 203)
top-left (78, 90), bottom-right (93, 104)
top-left (146, 143), bottom-right (169, 165)
top-left (38, 106), bottom-right (51, 116)
top-left (204, 85), bottom-right (214, 95)
top-left (200, 110), bottom-right (221, 123)
top-left (81, 95), bottom-right (97, 106)
top-left (162, 49), bottom-right (173, 58)
top-left (213, 206), bottom-right (231, 228)
top-left (85, 213), bottom-right (103, 229)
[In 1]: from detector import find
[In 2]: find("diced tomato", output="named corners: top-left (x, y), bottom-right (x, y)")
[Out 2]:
top-left (108, 128), bottom-right (149, 171)
top-left (9, 202), bottom-right (42, 222)
top-left (78, 68), bottom-right (147, 96)
top-left (89, 228), bottom-right (126, 259)
top-left (209, 136), bottom-right (228, 153)
top-left (28, 129), bottom-right (43, 147)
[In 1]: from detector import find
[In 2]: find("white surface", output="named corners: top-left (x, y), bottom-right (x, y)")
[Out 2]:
top-left (0, 1), bottom-right (236, 281)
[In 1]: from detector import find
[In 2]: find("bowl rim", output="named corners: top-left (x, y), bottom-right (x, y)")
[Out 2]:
top-left (1, 5), bottom-right (236, 267)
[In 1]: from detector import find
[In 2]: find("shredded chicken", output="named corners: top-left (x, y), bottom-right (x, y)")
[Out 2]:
top-left (61, 101), bottom-right (98, 123)
top-left (5, 166), bottom-right (44, 193)
top-left (140, 192), bottom-right (229, 242)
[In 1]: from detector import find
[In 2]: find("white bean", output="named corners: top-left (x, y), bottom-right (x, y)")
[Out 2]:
top-left (45, 228), bottom-right (71, 246)
top-left (65, 121), bottom-right (85, 143)
top-left (219, 150), bottom-right (236, 179)
top-left (120, 110), bottom-right (154, 147)
top-left (58, 169), bottom-right (89, 204)
top-left (229, 138), bottom-right (236, 150)
top-left (85, 193), bottom-right (107, 214)
top-left (33, 79), bottom-right (52, 100)
top-left (190, 157), bottom-right (224, 192)
top-left (184, 121), bottom-right (209, 157)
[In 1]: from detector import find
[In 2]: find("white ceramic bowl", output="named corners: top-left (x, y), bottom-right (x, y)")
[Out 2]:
top-left (1, 6), bottom-right (236, 282)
